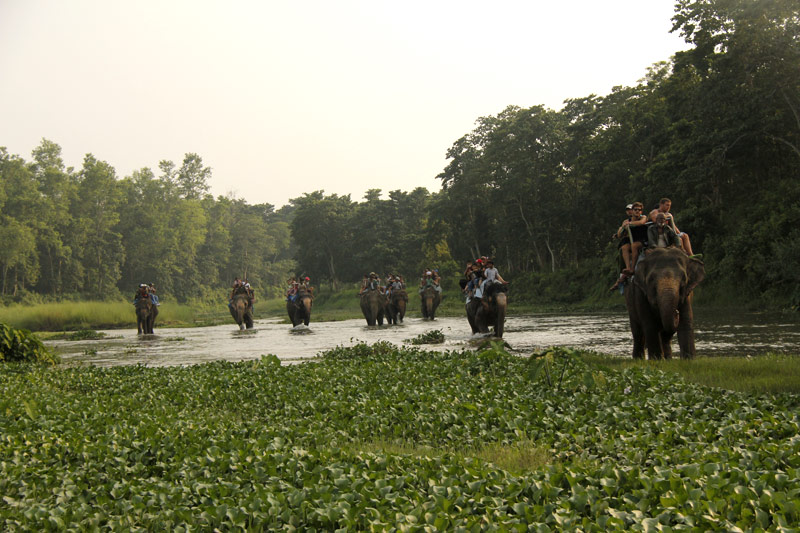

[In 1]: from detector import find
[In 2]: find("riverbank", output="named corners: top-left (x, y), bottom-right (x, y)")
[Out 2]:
top-left (1, 290), bottom-right (621, 333)
top-left (1, 284), bottom-right (794, 334)
top-left (2, 343), bottom-right (798, 529)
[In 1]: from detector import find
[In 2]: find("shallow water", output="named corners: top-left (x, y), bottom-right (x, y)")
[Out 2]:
top-left (47, 310), bottom-right (800, 367)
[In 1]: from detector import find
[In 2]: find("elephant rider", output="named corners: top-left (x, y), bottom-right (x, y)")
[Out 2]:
top-left (649, 197), bottom-right (696, 257)
top-left (148, 283), bottom-right (160, 305)
top-left (647, 213), bottom-right (681, 251)
top-left (463, 263), bottom-right (482, 302)
top-left (244, 281), bottom-right (255, 311)
top-left (229, 277), bottom-right (245, 310)
top-left (133, 283), bottom-right (149, 305)
top-left (610, 202), bottom-right (648, 292)
top-left (286, 277), bottom-right (299, 302)
top-left (477, 259), bottom-right (509, 311)
top-left (300, 276), bottom-right (313, 297)
top-left (419, 270), bottom-right (439, 294)
top-left (360, 272), bottom-right (380, 295)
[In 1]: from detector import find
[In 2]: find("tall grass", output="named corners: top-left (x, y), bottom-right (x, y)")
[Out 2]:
top-left (0, 301), bottom-right (198, 332)
top-left (584, 352), bottom-right (800, 395)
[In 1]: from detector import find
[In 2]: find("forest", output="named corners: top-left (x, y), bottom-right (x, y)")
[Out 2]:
top-left (1, 0), bottom-right (799, 309)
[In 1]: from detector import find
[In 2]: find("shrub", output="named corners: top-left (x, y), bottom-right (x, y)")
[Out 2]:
top-left (0, 323), bottom-right (59, 365)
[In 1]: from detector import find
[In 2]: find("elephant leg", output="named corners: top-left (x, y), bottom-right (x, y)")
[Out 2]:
top-left (643, 321), bottom-right (663, 360)
top-left (475, 307), bottom-right (490, 334)
top-left (677, 303), bottom-right (696, 359)
top-left (660, 331), bottom-right (674, 359)
top-left (630, 322), bottom-right (645, 359)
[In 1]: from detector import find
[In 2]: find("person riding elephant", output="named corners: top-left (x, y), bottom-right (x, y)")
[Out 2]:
top-left (134, 284), bottom-right (158, 334)
top-left (625, 246), bottom-right (705, 359)
top-left (419, 271), bottom-right (441, 320)
top-left (287, 282), bottom-right (313, 327)
top-left (230, 284), bottom-right (254, 330)
top-left (360, 277), bottom-right (386, 326)
top-left (466, 279), bottom-right (508, 338)
top-left (385, 284), bottom-right (408, 324)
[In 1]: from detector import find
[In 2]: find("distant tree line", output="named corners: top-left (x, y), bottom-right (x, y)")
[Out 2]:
top-left (0, 144), bottom-right (295, 302)
top-left (2, 0), bottom-right (798, 307)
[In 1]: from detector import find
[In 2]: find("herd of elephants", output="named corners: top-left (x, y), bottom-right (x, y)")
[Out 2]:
top-left (134, 247), bottom-right (706, 359)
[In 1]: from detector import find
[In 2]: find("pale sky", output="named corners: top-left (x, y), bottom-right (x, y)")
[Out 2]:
top-left (0, 0), bottom-right (689, 208)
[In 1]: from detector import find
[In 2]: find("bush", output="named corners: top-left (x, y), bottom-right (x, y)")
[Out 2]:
top-left (0, 323), bottom-right (59, 365)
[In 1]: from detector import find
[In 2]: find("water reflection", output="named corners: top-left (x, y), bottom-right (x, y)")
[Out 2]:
top-left (46, 311), bottom-right (800, 368)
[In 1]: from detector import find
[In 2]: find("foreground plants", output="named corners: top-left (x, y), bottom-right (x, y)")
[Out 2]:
top-left (0, 323), bottom-right (58, 365)
top-left (1, 343), bottom-right (799, 530)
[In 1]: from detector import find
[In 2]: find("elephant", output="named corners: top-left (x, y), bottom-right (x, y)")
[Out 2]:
top-left (360, 287), bottom-right (386, 326)
top-left (230, 288), bottom-right (254, 330)
top-left (466, 280), bottom-right (508, 338)
top-left (385, 289), bottom-right (408, 325)
top-left (625, 246), bottom-right (705, 359)
top-left (135, 298), bottom-right (158, 334)
top-left (287, 286), bottom-right (313, 327)
top-left (420, 285), bottom-right (441, 320)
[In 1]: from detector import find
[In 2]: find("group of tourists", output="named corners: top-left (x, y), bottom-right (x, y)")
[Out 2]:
top-left (133, 283), bottom-right (159, 306)
top-left (359, 272), bottom-right (406, 297)
top-left (610, 197), bottom-right (700, 291)
top-left (461, 257), bottom-right (507, 306)
top-left (286, 276), bottom-right (312, 302)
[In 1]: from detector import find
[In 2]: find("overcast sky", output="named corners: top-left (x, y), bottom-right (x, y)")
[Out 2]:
top-left (0, 0), bottom-right (689, 208)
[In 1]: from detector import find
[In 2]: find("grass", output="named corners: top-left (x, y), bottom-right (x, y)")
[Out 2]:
top-left (582, 352), bottom-right (800, 395)
top-left (350, 438), bottom-right (552, 475)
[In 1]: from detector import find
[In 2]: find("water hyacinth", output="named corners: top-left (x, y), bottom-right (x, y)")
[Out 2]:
top-left (1, 342), bottom-right (799, 530)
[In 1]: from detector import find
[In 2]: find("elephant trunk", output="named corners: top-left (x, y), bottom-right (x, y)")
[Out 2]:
top-left (655, 278), bottom-right (681, 334)
top-left (494, 293), bottom-right (507, 337)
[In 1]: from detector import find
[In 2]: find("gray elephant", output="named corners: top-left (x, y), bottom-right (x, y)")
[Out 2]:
top-left (420, 285), bottom-right (441, 320)
top-left (135, 297), bottom-right (158, 334)
top-left (230, 287), bottom-right (254, 330)
top-left (466, 280), bottom-right (507, 338)
top-left (360, 288), bottom-right (386, 326)
top-left (385, 289), bottom-right (408, 324)
top-left (625, 247), bottom-right (705, 359)
top-left (287, 286), bottom-right (313, 327)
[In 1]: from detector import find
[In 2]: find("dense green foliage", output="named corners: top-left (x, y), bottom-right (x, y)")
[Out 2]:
top-left (0, 147), bottom-right (295, 303)
top-left (2, 0), bottom-right (798, 307)
top-left (2, 343), bottom-right (799, 529)
top-left (0, 322), bottom-right (58, 365)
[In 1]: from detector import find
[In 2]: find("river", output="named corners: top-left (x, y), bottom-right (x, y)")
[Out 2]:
top-left (46, 310), bottom-right (800, 367)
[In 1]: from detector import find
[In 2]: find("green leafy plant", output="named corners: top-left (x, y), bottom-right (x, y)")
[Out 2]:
top-left (405, 329), bottom-right (445, 345)
top-left (66, 329), bottom-right (107, 341)
top-left (0, 322), bottom-right (59, 365)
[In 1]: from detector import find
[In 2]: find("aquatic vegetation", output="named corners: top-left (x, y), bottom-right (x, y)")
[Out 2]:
top-left (1, 343), bottom-right (799, 529)
top-left (66, 330), bottom-right (108, 341)
top-left (406, 329), bottom-right (445, 344)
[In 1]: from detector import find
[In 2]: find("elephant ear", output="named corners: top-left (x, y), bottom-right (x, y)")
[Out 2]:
top-left (686, 257), bottom-right (706, 293)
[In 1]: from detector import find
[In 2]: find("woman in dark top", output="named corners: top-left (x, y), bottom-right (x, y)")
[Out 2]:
top-left (610, 202), bottom-right (649, 291)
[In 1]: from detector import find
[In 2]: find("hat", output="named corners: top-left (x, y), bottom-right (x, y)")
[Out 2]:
top-left (305, 276), bottom-right (310, 281)
top-left (625, 204), bottom-right (633, 209)
top-left (476, 259), bottom-right (483, 264)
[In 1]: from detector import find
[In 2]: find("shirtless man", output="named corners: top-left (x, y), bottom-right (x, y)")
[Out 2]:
top-left (649, 198), bottom-right (694, 256)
